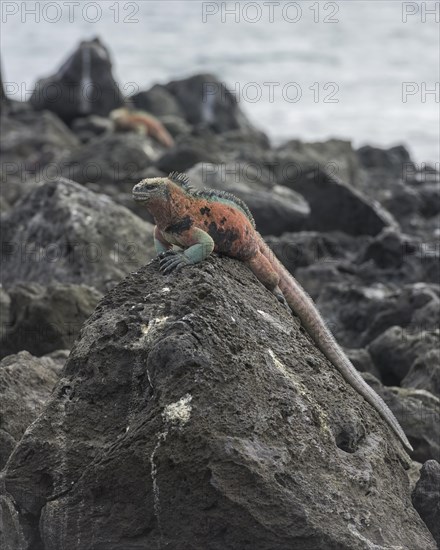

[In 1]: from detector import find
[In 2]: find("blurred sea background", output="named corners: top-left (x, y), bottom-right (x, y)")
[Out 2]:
top-left (2, 0), bottom-right (439, 163)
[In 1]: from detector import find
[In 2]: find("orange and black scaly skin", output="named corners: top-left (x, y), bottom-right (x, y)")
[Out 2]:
top-left (132, 172), bottom-right (414, 453)
top-left (132, 174), bottom-right (282, 290)
top-left (111, 107), bottom-right (174, 148)
top-left (160, 188), bottom-right (258, 260)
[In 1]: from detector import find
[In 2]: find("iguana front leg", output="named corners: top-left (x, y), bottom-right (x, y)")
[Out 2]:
top-left (154, 226), bottom-right (173, 255)
top-left (159, 228), bottom-right (214, 274)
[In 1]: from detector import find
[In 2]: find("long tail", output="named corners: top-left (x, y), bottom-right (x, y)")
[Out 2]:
top-left (259, 240), bottom-right (413, 453)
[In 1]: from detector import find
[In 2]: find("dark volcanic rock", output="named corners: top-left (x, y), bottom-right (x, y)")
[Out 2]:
top-left (60, 132), bottom-right (158, 184)
top-left (160, 115), bottom-right (192, 140)
top-left (0, 287), bottom-right (11, 335)
top-left (294, 262), bottom-right (359, 301)
top-left (354, 146), bottom-right (439, 240)
top-left (131, 84), bottom-right (184, 118)
top-left (402, 348), bottom-right (440, 398)
top-left (234, 187), bottom-right (309, 236)
top-left (156, 132), bottom-right (227, 173)
top-left (357, 144), bottom-right (413, 176)
top-left (0, 283), bottom-right (102, 358)
top-left (412, 460), bottom-right (440, 546)
top-left (166, 73), bottom-right (256, 134)
top-left (381, 183), bottom-right (423, 220)
top-left (266, 231), bottom-right (367, 272)
top-left (316, 284), bottom-right (393, 348)
top-left (276, 138), bottom-right (361, 187)
top-left (30, 38), bottom-right (124, 123)
top-left (360, 228), bottom-right (413, 269)
top-left (1, 178), bottom-right (155, 292)
top-left (0, 351), bottom-right (65, 469)
top-left (0, 107), bottom-right (79, 206)
top-left (188, 160), bottom-right (274, 191)
top-left (279, 167), bottom-right (396, 236)
top-left (316, 282), bottom-right (440, 350)
top-left (1, 108), bottom-right (79, 171)
top-left (358, 228), bottom-right (440, 284)
top-left (418, 182), bottom-right (440, 218)
top-left (0, 257), bottom-right (435, 550)
top-left (363, 373), bottom-right (440, 463)
top-left (361, 284), bottom-right (440, 345)
top-left (157, 143), bottom-right (220, 173)
top-left (368, 326), bottom-right (440, 386)
top-left (71, 114), bottom-right (114, 143)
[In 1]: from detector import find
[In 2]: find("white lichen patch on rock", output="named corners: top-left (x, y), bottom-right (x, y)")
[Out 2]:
top-left (141, 316), bottom-right (169, 338)
top-left (267, 348), bottom-right (331, 438)
top-left (150, 393), bottom-right (193, 538)
top-left (163, 393), bottom-right (193, 426)
top-left (258, 310), bottom-right (292, 334)
top-left (348, 524), bottom-right (405, 550)
top-left (267, 348), bottom-right (286, 372)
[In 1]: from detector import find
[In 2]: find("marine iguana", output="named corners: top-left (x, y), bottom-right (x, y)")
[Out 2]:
top-left (132, 172), bottom-right (413, 452)
top-left (111, 107), bottom-right (174, 148)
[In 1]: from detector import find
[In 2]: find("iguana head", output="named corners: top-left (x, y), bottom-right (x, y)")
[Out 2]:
top-left (132, 177), bottom-right (170, 203)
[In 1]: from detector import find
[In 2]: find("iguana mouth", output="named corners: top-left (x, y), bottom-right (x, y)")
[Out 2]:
top-left (132, 192), bottom-right (150, 201)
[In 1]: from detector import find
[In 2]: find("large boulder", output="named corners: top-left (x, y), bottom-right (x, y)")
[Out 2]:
top-left (234, 187), bottom-right (309, 235)
top-left (418, 182), bottom-right (440, 218)
top-left (412, 460), bottom-right (440, 546)
top-left (71, 114), bottom-right (114, 143)
top-left (1, 107), bottom-right (79, 171)
top-left (367, 326), bottom-right (440, 387)
top-left (354, 145), bottom-right (439, 241)
top-left (156, 131), bottom-right (228, 173)
top-left (165, 73), bottom-right (256, 134)
top-left (316, 282), bottom-right (440, 349)
top-left (0, 257), bottom-right (435, 550)
top-left (361, 284), bottom-right (440, 345)
top-left (131, 84), bottom-right (184, 118)
top-left (316, 283), bottom-right (394, 348)
top-left (0, 350), bottom-right (66, 469)
top-left (0, 287), bottom-right (10, 337)
top-left (357, 145), bottom-right (413, 177)
top-left (0, 107), bottom-right (79, 205)
top-left (276, 139), bottom-right (361, 187)
top-left (265, 231), bottom-right (367, 273)
top-left (1, 178), bottom-right (156, 292)
top-left (294, 262), bottom-right (360, 301)
top-left (0, 283), bottom-right (102, 358)
top-left (358, 228), bottom-right (440, 284)
top-left (278, 167), bottom-right (396, 236)
top-left (30, 38), bottom-right (124, 123)
top-left (402, 349), bottom-right (440, 399)
top-left (60, 132), bottom-right (158, 185)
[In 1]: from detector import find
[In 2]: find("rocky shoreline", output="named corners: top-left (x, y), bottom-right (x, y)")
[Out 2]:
top-left (1, 37), bottom-right (439, 549)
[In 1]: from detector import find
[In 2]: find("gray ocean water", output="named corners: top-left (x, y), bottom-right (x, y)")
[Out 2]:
top-left (2, 0), bottom-right (439, 163)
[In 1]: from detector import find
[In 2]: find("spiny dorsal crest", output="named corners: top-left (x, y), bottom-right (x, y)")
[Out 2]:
top-left (168, 171), bottom-right (256, 228)
top-left (193, 188), bottom-right (256, 228)
top-left (168, 172), bottom-right (191, 188)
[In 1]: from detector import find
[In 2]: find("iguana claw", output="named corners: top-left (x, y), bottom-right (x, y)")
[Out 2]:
top-left (159, 250), bottom-right (189, 274)
top-left (273, 289), bottom-right (290, 311)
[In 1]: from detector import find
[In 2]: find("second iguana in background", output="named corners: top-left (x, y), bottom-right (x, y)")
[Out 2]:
top-left (132, 172), bottom-right (413, 453)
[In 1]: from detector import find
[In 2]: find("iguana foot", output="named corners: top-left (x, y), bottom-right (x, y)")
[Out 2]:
top-left (273, 287), bottom-right (290, 311)
top-left (159, 250), bottom-right (190, 274)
